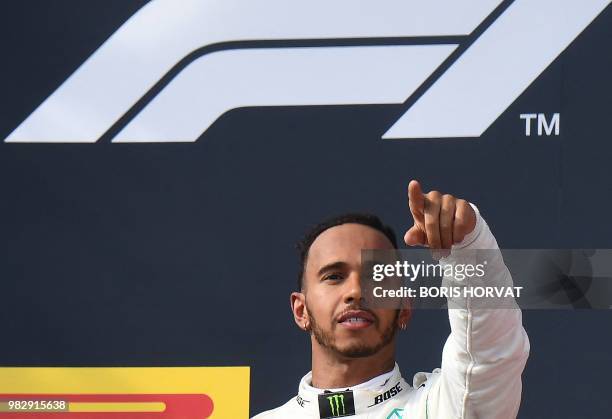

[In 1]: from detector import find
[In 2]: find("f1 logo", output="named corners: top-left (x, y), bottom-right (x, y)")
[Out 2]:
top-left (4, 0), bottom-right (610, 143)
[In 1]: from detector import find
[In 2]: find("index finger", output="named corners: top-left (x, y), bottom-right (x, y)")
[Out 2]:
top-left (408, 179), bottom-right (425, 224)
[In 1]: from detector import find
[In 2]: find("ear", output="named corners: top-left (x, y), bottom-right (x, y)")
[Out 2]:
top-left (398, 297), bottom-right (412, 328)
top-left (290, 291), bottom-right (309, 331)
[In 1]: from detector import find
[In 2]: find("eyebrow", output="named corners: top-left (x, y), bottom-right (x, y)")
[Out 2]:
top-left (317, 261), bottom-right (350, 277)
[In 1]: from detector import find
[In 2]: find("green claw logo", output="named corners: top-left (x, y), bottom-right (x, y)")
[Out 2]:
top-left (327, 394), bottom-right (345, 416)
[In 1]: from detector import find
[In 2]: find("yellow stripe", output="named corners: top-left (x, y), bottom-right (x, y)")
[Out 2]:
top-left (0, 367), bottom-right (250, 418)
top-left (69, 402), bottom-right (166, 412)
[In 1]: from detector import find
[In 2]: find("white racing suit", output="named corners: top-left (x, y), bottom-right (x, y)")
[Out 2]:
top-left (253, 206), bottom-right (530, 419)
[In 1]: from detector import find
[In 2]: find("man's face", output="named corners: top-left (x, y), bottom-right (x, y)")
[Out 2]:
top-left (302, 223), bottom-right (402, 358)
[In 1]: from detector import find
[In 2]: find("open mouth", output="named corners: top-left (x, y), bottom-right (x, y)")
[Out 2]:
top-left (337, 310), bottom-right (375, 330)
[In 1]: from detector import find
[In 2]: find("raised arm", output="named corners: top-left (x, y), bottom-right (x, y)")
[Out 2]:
top-left (405, 180), bottom-right (530, 419)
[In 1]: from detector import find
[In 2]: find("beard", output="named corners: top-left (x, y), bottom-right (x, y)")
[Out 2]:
top-left (306, 307), bottom-right (399, 358)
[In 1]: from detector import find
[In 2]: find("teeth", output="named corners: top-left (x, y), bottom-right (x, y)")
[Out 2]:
top-left (346, 317), bottom-right (367, 323)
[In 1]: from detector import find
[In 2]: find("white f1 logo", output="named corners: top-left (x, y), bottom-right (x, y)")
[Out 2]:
top-left (4, 0), bottom-right (610, 143)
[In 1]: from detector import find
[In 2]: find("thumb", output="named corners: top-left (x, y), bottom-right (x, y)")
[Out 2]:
top-left (404, 225), bottom-right (427, 247)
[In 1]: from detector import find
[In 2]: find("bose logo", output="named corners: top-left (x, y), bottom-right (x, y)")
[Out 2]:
top-left (4, 0), bottom-right (610, 143)
top-left (369, 382), bottom-right (403, 407)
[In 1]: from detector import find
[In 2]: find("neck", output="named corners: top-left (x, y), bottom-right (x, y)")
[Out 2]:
top-left (310, 339), bottom-right (396, 389)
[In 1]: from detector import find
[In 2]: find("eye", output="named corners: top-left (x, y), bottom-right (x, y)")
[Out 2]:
top-left (323, 272), bottom-right (344, 281)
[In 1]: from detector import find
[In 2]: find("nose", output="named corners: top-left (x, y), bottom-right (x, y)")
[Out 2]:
top-left (343, 272), bottom-right (364, 305)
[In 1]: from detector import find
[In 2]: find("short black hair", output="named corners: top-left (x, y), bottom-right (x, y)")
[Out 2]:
top-left (296, 213), bottom-right (397, 290)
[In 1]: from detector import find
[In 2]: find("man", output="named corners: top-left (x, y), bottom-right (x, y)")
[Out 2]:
top-left (253, 180), bottom-right (530, 418)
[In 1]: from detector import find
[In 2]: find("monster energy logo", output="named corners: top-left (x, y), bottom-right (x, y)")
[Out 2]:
top-left (318, 390), bottom-right (355, 418)
top-left (327, 394), bottom-right (345, 416)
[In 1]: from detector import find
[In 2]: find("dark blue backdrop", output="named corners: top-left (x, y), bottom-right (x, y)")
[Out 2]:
top-left (1, 2), bottom-right (611, 418)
